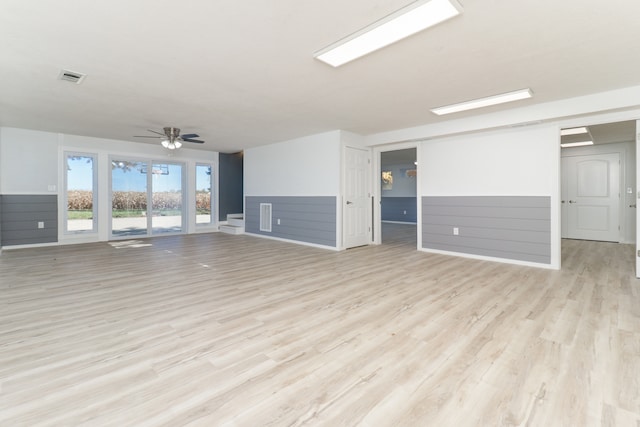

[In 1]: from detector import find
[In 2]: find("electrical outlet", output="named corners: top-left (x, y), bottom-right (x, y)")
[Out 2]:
top-left (277, 218), bottom-right (281, 225)
top-left (453, 227), bottom-right (459, 235)
top-left (38, 222), bottom-right (44, 229)
top-left (403, 210), bottom-right (407, 215)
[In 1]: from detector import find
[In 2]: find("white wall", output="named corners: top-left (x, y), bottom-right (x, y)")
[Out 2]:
top-left (340, 130), bottom-right (366, 148)
top-left (244, 130), bottom-right (342, 196)
top-left (420, 125), bottom-right (558, 196)
top-left (0, 128), bottom-right (59, 194)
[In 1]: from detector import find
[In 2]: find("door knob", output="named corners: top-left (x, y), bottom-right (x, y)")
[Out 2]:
top-left (561, 200), bottom-right (565, 204)
top-left (568, 200), bottom-right (577, 204)
top-left (346, 201), bottom-right (353, 205)
top-left (630, 204), bottom-right (637, 208)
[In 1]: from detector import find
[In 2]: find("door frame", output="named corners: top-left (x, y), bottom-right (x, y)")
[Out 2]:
top-left (558, 111), bottom-right (639, 274)
top-left (636, 119), bottom-right (640, 278)
top-left (372, 142), bottom-right (420, 248)
top-left (108, 156), bottom-right (187, 239)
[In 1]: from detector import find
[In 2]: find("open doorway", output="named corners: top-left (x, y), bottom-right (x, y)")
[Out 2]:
top-left (379, 148), bottom-right (417, 248)
top-left (560, 120), bottom-right (637, 269)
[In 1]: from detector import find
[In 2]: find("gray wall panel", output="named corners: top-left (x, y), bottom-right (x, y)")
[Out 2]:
top-left (1, 195), bottom-right (58, 246)
top-left (422, 224), bottom-right (550, 244)
top-left (246, 196), bottom-right (336, 247)
top-left (423, 196), bottom-right (550, 208)
top-left (422, 196), bottom-right (550, 264)
top-left (425, 242), bottom-right (551, 265)
top-left (381, 197), bottom-right (417, 223)
top-left (423, 205), bottom-right (548, 220)
top-left (423, 215), bottom-right (550, 232)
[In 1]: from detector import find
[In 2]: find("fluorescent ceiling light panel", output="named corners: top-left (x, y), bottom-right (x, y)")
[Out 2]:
top-left (560, 127), bottom-right (589, 136)
top-left (314, 0), bottom-right (463, 67)
top-left (560, 141), bottom-right (594, 148)
top-left (431, 89), bottom-right (533, 115)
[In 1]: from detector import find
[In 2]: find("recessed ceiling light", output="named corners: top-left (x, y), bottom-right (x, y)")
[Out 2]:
top-left (560, 141), bottom-right (594, 148)
top-left (560, 127), bottom-right (588, 136)
top-left (314, 0), bottom-right (463, 67)
top-left (431, 89), bottom-right (533, 115)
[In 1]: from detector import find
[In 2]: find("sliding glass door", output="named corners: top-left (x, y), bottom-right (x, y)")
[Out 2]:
top-left (151, 162), bottom-right (183, 234)
top-left (111, 158), bottom-right (184, 238)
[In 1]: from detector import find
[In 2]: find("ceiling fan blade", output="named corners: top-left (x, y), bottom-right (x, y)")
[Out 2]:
top-left (147, 129), bottom-right (166, 136)
top-left (134, 135), bottom-right (162, 138)
top-left (182, 138), bottom-right (205, 144)
top-left (180, 133), bottom-right (199, 139)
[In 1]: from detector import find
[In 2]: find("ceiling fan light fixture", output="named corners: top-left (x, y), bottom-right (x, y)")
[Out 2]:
top-left (161, 139), bottom-right (170, 148)
top-left (174, 140), bottom-right (182, 149)
top-left (314, 0), bottom-right (463, 67)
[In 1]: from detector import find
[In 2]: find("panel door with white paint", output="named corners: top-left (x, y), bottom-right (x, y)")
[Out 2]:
top-left (343, 146), bottom-right (370, 249)
top-left (563, 152), bottom-right (620, 242)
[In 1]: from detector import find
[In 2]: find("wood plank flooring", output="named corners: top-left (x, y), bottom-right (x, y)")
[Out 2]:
top-left (1, 226), bottom-right (639, 426)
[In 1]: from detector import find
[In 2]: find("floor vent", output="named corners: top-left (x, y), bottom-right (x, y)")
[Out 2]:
top-left (260, 203), bottom-right (272, 232)
top-left (58, 69), bottom-right (86, 84)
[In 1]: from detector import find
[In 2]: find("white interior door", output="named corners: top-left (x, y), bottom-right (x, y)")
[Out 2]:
top-left (563, 152), bottom-right (620, 242)
top-left (343, 146), bottom-right (370, 248)
top-left (635, 120), bottom-right (640, 278)
top-left (561, 156), bottom-right (569, 238)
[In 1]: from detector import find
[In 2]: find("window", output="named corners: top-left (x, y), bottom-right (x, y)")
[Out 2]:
top-left (195, 164), bottom-right (213, 225)
top-left (65, 153), bottom-right (97, 233)
top-left (151, 162), bottom-right (183, 234)
top-left (111, 158), bottom-right (185, 237)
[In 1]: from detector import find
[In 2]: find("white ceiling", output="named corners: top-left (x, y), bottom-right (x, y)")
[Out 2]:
top-left (2, 0), bottom-right (640, 153)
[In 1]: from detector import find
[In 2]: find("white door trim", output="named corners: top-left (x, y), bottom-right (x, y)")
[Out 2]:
top-left (372, 142), bottom-right (420, 247)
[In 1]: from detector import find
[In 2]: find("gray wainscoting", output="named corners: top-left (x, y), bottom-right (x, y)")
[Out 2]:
top-left (245, 196), bottom-right (336, 247)
top-left (1, 195), bottom-right (58, 246)
top-left (381, 197), bottom-right (417, 223)
top-left (422, 196), bottom-right (550, 264)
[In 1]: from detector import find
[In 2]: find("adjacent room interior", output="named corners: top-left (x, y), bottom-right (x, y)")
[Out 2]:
top-left (2, 0), bottom-right (640, 425)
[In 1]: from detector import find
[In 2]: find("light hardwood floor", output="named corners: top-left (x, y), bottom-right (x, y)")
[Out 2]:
top-left (1, 227), bottom-right (639, 426)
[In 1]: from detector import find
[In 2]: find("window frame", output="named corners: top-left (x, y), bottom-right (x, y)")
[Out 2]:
top-left (108, 156), bottom-right (187, 239)
top-left (195, 163), bottom-right (214, 226)
top-left (64, 151), bottom-right (98, 234)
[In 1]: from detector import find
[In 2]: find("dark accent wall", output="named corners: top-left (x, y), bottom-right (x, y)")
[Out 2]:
top-left (245, 196), bottom-right (336, 247)
top-left (219, 152), bottom-right (244, 221)
top-left (1, 195), bottom-right (58, 246)
top-left (381, 197), bottom-right (417, 223)
top-left (422, 196), bottom-right (550, 264)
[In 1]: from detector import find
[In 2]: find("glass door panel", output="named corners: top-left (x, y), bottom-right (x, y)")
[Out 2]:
top-left (151, 163), bottom-right (183, 234)
top-left (111, 160), bottom-right (148, 236)
top-left (66, 154), bottom-right (96, 233)
top-left (196, 164), bottom-right (212, 225)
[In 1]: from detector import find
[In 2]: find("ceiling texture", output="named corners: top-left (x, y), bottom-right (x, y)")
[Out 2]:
top-left (1, 0), bottom-right (640, 152)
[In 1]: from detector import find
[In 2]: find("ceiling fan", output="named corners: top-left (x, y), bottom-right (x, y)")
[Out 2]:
top-left (134, 127), bottom-right (204, 150)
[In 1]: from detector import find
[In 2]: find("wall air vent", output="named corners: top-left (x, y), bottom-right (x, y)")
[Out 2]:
top-left (260, 203), bottom-right (272, 232)
top-left (58, 69), bottom-right (86, 84)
